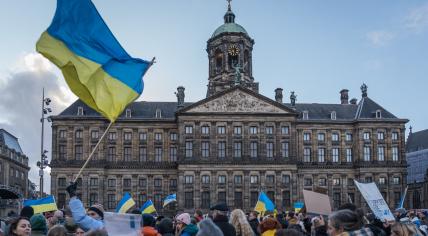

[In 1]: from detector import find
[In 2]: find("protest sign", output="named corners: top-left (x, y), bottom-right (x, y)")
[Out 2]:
top-left (303, 189), bottom-right (332, 215)
top-left (354, 180), bottom-right (395, 221)
top-left (104, 212), bottom-right (141, 236)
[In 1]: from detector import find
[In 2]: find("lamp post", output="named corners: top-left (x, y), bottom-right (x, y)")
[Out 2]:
top-left (37, 88), bottom-right (52, 197)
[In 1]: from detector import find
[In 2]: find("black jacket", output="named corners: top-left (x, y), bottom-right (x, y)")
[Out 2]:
top-left (213, 214), bottom-right (236, 236)
top-left (248, 218), bottom-right (260, 236)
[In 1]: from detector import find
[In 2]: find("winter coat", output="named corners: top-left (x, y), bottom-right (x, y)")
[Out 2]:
top-left (213, 215), bottom-right (236, 236)
top-left (248, 218), bottom-right (260, 236)
top-left (261, 229), bottom-right (276, 236)
top-left (158, 218), bottom-right (175, 236)
top-left (315, 225), bottom-right (328, 236)
top-left (69, 197), bottom-right (104, 231)
top-left (196, 219), bottom-right (224, 236)
top-left (140, 226), bottom-right (161, 236)
top-left (179, 224), bottom-right (198, 236)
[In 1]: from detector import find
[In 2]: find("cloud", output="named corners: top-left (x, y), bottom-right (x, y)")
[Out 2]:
top-left (0, 52), bottom-right (75, 193)
top-left (366, 30), bottom-right (395, 47)
top-left (405, 2), bottom-right (428, 33)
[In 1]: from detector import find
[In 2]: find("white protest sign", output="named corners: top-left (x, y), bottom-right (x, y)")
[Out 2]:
top-left (354, 180), bottom-right (395, 221)
top-left (104, 212), bottom-right (141, 236)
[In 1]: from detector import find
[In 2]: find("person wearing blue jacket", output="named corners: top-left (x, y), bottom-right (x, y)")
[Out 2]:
top-left (66, 182), bottom-right (104, 231)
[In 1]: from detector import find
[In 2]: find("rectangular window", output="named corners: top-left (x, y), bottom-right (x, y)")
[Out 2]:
top-left (107, 194), bottom-right (116, 209)
top-left (364, 146), bottom-right (371, 161)
top-left (154, 178), bottom-right (162, 188)
top-left (319, 178), bottom-right (327, 186)
top-left (170, 132), bottom-right (177, 141)
top-left (379, 177), bottom-right (386, 185)
top-left (170, 179), bottom-right (177, 188)
top-left (154, 194), bottom-right (162, 210)
top-left (250, 126), bottom-right (258, 134)
top-left (363, 132), bottom-right (370, 140)
top-left (250, 142), bottom-right (258, 158)
top-left (346, 133), bottom-right (352, 142)
top-left (333, 178), bottom-right (341, 186)
top-left (169, 147), bottom-right (177, 162)
top-left (266, 126), bottom-right (274, 135)
top-left (108, 179), bottom-right (116, 187)
top-left (234, 142), bottom-right (242, 158)
top-left (218, 175), bottom-right (226, 184)
top-left (250, 192), bottom-right (258, 207)
top-left (392, 132), bottom-right (399, 141)
top-left (139, 147), bottom-right (147, 162)
top-left (138, 194), bottom-right (147, 207)
top-left (266, 142), bottom-right (274, 158)
top-left (91, 145), bottom-right (98, 160)
top-left (332, 133), bottom-right (339, 142)
top-left (318, 148), bottom-right (325, 162)
top-left (347, 178), bottom-right (354, 186)
top-left (266, 175), bottom-right (275, 184)
top-left (90, 178), bottom-right (98, 186)
top-left (281, 142), bottom-right (289, 158)
top-left (304, 178), bottom-right (312, 186)
top-left (304, 148), bottom-right (311, 162)
top-left (185, 192), bottom-right (194, 208)
top-left (91, 130), bottom-right (99, 139)
top-left (392, 147), bottom-right (399, 161)
top-left (201, 126), bottom-right (210, 135)
top-left (282, 191), bottom-right (291, 209)
top-left (59, 130), bottom-right (67, 139)
top-left (365, 176), bottom-right (373, 183)
top-left (123, 178), bottom-right (131, 188)
top-left (124, 147), bottom-right (132, 162)
top-left (333, 193), bottom-right (341, 209)
top-left (155, 133), bottom-right (162, 141)
top-left (281, 126), bottom-right (289, 135)
top-left (185, 175), bottom-right (194, 184)
top-left (155, 147), bottom-right (162, 162)
top-left (303, 133), bottom-right (311, 141)
top-left (346, 148), bottom-right (352, 162)
top-left (139, 132), bottom-right (147, 141)
top-left (393, 177), bottom-right (400, 185)
top-left (185, 126), bottom-right (193, 134)
top-left (75, 130), bottom-right (83, 139)
top-left (185, 141), bottom-right (193, 158)
top-left (108, 132), bottom-right (116, 141)
top-left (267, 191), bottom-right (275, 204)
top-left (124, 132), bottom-right (132, 141)
top-left (332, 148), bottom-right (339, 163)
top-left (201, 192), bottom-right (210, 209)
top-left (201, 141), bottom-right (210, 158)
top-left (377, 146), bottom-right (385, 161)
top-left (108, 146), bottom-right (116, 162)
top-left (234, 126), bottom-right (242, 135)
top-left (377, 132), bottom-right (385, 140)
top-left (58, 178), bottom-right (66, 187)
top-left (250, 175), bottom-right (259, 184)
top-left (75, 145), bottom-right (83, 160)
top-left (59, 145), bottom-right (66, 160)
top-left (138, 178), bottom-right (147, 187)
top-left (217, 126), bottom-right (226, 135)
top-left (394, 192), bottom-right (401, 206)
top-left (234, 175), bottom-right (242, 184)
top-left (202, 175), bottom-right (210, 184)
top-left (57, 193), bottom-right (66, 209)
top-left (218, 141), bottom-right (226, 159)
top-left (218, 192), bottom-right (226, 204)
top-left (282, 175), bottom-right (290, 185)
top-left (318, 133), bottom-right (325, 141)
top-left (234, 192), bottom-right (243, 209)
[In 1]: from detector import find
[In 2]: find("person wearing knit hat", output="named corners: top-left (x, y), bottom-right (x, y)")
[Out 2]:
top-left (30, 214), bottom-right (48, 236)
top-left (175, 213), bottom-right (199, 236)
top-left (139, 214), bottom-right (160, 236)
top-left (66, 182), bottom-right (104, 231)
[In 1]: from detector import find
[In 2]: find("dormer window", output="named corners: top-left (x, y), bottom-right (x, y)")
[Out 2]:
top-left (155, 109), bottom-right (162, 118)
top-left (375, 110), bottom-right (382, 119)
top-left (77, 106), bottom-right (84, 116)
top-left (303, 111), bottom-right (309, 120)
top-left (125, 109), bottom-right (131, 118)
top-left (331, 111), bottom-right (337, 120)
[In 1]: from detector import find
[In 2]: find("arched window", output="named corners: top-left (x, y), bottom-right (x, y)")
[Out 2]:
top-left (155, 109), bottom-right (162, 118)
top-left (215, 49), bottom-right (223, 72)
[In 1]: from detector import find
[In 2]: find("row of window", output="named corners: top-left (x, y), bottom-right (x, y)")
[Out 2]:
top-left (8, 166), bottom-right (26, 180)
top-left (303, 131), bottom-right (399, 142)
top-left (57, 177), bottom-right (177, 189)
top-left (185, 125), bottom-right (290, 135)
top-left (303, 176), bottom-right (401, 187)
top-left (185, 174), bottom-right (291, 185)
top-left (302, 146), bottom-right (399, 163)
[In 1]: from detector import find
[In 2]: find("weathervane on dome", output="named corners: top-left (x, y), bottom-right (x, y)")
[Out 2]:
top-left (227, 0), bottom-right (232, 10)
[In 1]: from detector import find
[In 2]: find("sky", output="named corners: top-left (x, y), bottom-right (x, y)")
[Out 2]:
top-left (0, 0), bottom-right (427, 193)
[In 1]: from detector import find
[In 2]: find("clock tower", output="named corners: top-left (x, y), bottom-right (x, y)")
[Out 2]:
top-left (206, 0), bottom-right (258, 97)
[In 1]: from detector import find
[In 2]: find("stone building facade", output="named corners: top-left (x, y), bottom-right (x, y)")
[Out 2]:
top-left (0, 129), bottom-right (30, 216)
top-left (50, 3), bottom-right (408, 213)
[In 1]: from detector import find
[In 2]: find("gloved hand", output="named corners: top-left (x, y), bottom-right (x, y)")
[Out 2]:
top-left (66, 181), bottom-right (78, 198)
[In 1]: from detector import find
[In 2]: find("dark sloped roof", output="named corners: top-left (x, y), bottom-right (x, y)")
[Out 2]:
top-left (407, 129), bottom-right (428, 152)
top-left (355, 97), bottom-right (397, 119)
top-left (285, 103), bottom-right (358, 120)
top-left (0, 129), bottom-right (23, 154)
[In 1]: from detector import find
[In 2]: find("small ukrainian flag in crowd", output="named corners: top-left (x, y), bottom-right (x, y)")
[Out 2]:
top-left (23, 196), bottom-right (58, 214)
top-left (115, 192), bottom-right (136, 213)
top-left (36, 0), bottom-right (153, 122)
top-left (163, 194), bottom-right (177, 207)
top-left (140, 200), bottom-right (156, 214)
top-left (254, 191), bottom-right (275, 213)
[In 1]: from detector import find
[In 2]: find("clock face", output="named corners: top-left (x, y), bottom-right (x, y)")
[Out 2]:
top-left (228, 44), bottom-right (240, 56)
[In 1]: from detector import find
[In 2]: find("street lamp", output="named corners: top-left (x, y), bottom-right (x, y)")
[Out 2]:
top-left (39, 88), bottom-right (52, 197)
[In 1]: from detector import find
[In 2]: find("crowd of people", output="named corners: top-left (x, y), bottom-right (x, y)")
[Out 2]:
top-left (0, 183), bottom-right (426, 236)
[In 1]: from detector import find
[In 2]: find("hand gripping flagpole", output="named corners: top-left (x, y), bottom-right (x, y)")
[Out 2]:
top-left (72, 57), bottom-right (156, 183)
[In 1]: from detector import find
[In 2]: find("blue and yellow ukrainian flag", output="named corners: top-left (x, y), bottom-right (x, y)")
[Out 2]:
top-left (115, 192), bottom-right (136, 213)
top-left (23, 196), bottom-right (58, 214)
top-left (294, 202), bottom-right (304, 213)
top-left (140, 200), bottom-right (156, 214)
top-left (36, 0), bottom-right (152, 122)
top-left (254, 192), bottom-right (275, 213)
top-left (163, 194), bottom-right (177, 207)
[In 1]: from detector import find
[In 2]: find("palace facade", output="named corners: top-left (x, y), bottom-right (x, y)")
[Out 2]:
top-left (50, 3), bottom-right (408, 213)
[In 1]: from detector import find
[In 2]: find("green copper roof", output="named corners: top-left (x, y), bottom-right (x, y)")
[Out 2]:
top-left (211, 22), bottom-right (248, 38)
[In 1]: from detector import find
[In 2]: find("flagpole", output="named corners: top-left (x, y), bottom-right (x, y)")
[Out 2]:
top-left (73, 121), bottom-right (115, 183)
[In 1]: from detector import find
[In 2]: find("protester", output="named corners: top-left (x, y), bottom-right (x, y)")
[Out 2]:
top-left (8, 217), bottom-right (31, 236)
top-left (311, 215), bottom-right (328, 236)
top-left (248, 211), bottom-right (260, 236)
top-left (327, 209), bottom-right (374, 236)
top-left (75, 227), bottom-right (85, 236)
top-left (47, 225), bottom-right (67, 236)
top-left (286, 212), bottom-right (298, 225)
top-left (211, 203), bottom-right (236, 236)
top-left (258, 217), bottom-right (281, 236)
top-left (194, 209), bottom-right (204, 223)
top-left (391, 220), bottom-right (423, 236)
top-left (140, 214), bottom-right (160, 236)
top-left (157, 218), bottom-right (174, 236)
top-left (85, 229), bottom-right (109, 236)
top-left (196, 218), bottom-right (224, 236)
top-left (19, 206), bottom-right (34, 219)
top-left (230, 209), bottom-right (255, 236)
top-left (175, 213), bottom-right (199, 236)
top-left (30, 214), bottom-right (48, 236)
top-left (275, 228), bottom-right (304, 236)
top-left (66, 182), bottom-right (104, 231)
top-left (53, 210), bottom-right (65, 225)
